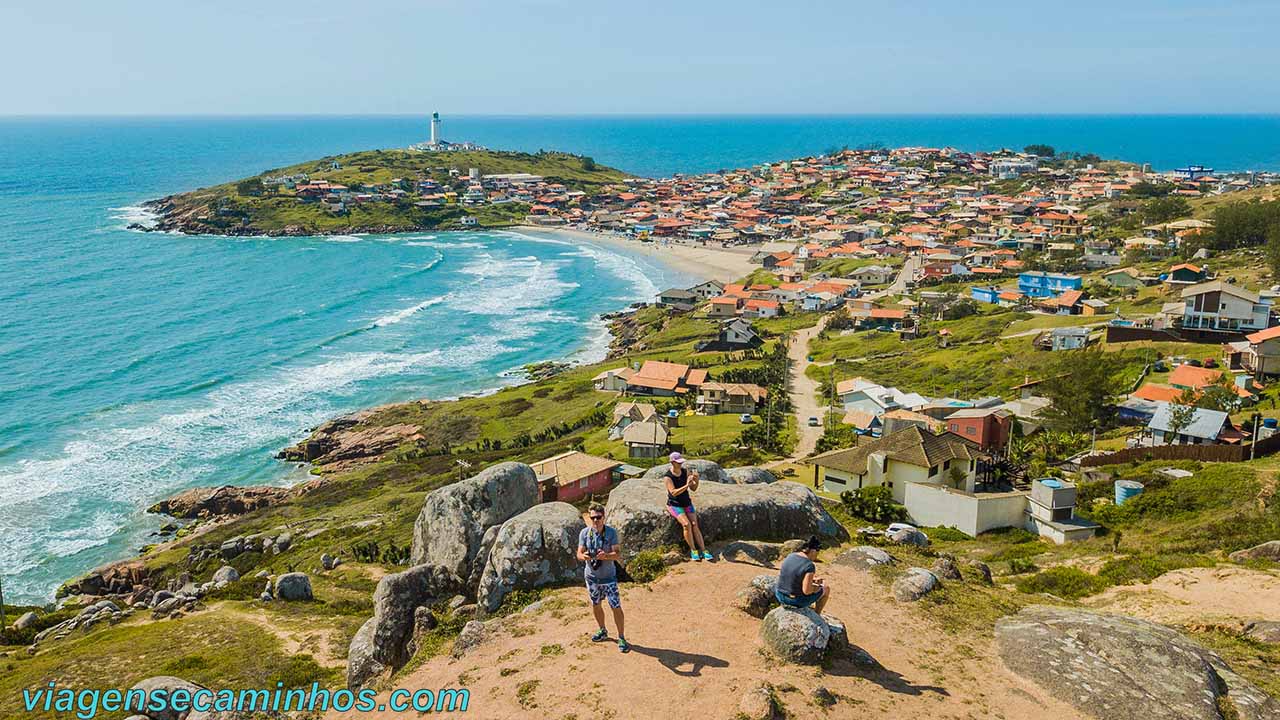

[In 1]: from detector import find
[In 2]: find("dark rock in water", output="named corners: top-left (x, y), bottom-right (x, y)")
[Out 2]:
top-left (604, 477), bottom-right (848, 553)
top-left (996, 605), bottom-right (1280, 720)
top-left (410, 461), bottom-right (539, 583)
top-left (476, 502), bottom-right (585, 613)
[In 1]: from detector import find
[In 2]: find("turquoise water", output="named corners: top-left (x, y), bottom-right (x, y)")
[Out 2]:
top-left (2, 114), bottom-right (1279, 603)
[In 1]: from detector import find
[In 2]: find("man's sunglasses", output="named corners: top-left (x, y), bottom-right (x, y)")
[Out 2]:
top-left (589, 515), bottom-right (604, 520)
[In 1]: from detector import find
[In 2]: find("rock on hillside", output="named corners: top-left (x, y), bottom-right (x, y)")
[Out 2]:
top-left (725, 466), bottom-right (778, 484)
top-left (476, 502), bottom-right (585, 612)
top-left (410, 461), bottom-right (539, 583)
top-left (996, 605), bottom-right (1280, 720)
top-left (1230, 540), bottom-right (1280, 563)
top-left (346, 563), bottom-right (459, 689)
top-left (605, 476), bottom-right (848, 552)
top-left (642, 459), bottom-right (731, 484)
top-left (277, 405), bottom-right (425, 467)
top-left (148, 483), bottom-right (321, 520)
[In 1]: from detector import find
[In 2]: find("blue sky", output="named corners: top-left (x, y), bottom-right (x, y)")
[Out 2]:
top-left (5, 0), bottom-right (1279, 115)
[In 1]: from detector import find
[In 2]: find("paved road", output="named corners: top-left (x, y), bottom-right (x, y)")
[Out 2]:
top-left (787, 324), bottom-right (825, 459)
top-left (864, 253), bottom-right (921, 300)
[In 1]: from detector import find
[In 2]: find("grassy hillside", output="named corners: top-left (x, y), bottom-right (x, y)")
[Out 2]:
top-left (151, 149), bottom-right (629, 235)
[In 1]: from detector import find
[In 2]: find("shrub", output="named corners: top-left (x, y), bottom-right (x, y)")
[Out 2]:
top-left (1097, 554), bottom-right (1213, 586)
top-left (922, 526), bottom-right (972, 543)
top-left (1015, 567), bottom-right (1109, 599)
top-left (624, 549), bottom-right (668, 584)
top-left (840, 486), bottom-right (908, 523)
top-left (1006, 558), bottom-right (1039, 575)
top-left (266, 654), bottom-right (333, 689)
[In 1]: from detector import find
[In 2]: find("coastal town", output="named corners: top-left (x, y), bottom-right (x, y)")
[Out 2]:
top-left (12, 129), bottom-right (1280, 719)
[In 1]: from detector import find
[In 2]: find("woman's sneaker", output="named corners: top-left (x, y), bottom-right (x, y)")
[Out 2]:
top-left (591, 628), bottom-right (609, 642)
top-left (701, 551), bottom-right (714, 561)
top-left (690, 550), bottom-right (702, 561)
top-left (618, 637), bottom-right (631, 653)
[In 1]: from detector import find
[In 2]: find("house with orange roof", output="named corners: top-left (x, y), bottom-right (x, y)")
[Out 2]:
top-left (1226, 324), bottom-right (1280, 377)
top-left (624, 360), bottom-right (708, 397)
top-left (743, 298), bottom-right (783, 319)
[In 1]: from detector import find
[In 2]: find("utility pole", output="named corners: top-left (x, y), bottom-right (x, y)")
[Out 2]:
top-left (0, 573), bottom-right (6, 629)
top-left (1251, 414), bottom-right (1261, 461)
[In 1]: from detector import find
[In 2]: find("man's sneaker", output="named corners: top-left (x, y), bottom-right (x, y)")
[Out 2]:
top-left (618, 637), bottom-right (631, 653)
top-left (591, 628), bottom-right (609, 642)
top-left (701, 551), bottom-right (714, 561)
top-left (691, 550), bottom-right (702, 561)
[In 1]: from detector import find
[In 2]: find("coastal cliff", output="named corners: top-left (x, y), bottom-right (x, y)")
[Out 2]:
top-left (140, 148), bottom-right (627, 236)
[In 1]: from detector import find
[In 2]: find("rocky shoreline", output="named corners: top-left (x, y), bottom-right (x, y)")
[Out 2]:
top-left (133, 197), bottom-right (473, 237)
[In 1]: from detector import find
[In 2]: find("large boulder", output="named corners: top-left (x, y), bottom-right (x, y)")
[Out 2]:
top-left (410, 462), bottom-right (539, 583)
top-left (475, 502), bottom-right (585, 613)
top-left (888, 527), bottom-right (929, 547)
top-left (642, 459), bottom-right (730, 484)
top-left (604, 477), bottom-right (848, 553)
top-left (833, 546), bottom-right (895, 571)
top-left (733, 574), bottom-right (779, 618)
top-left (346, 563), bottom-right (457, 689)
top-left (13, 611), bottom-right (38, 630)
top-left (720, 540), bottom-right (783, 565)
top-left (274, 573), bottom-right (313, 601)
top-left (726, 466), bottom-right (777, 485)
top-left (211, 566), bottom-right (239, 585)
top-left (892, 568), bottom-right (939, 602)
top-left (128, 676), bottom-right (208, 720)
top-left (996, 605), bottom-right (1280, 720)
top-left (1230, 540), bottom-right (1280, 563)
top-left (761, 606), bottom-right (830, 664)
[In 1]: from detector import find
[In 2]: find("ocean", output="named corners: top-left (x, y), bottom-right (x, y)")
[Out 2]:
top-left (2, 114), bottom-right (1278, 604)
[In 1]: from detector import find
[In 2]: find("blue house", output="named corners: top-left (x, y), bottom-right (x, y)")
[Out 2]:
top-left (1018, 271), bottom-right (1083, 299)
top-left (971, 286), bottom-right (1001, 304)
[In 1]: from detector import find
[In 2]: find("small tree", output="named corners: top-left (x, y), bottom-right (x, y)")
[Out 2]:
top-left (1265, 224), bottom-right (1280, 279)
top-left (1166, 403), bottom-right (1196, 444)
top-left (580, 156), bottom-right (597, 172)
top-left (236, 177), bottom-right (265, 197)
top-left (1024, 144), bottom-right (1055, 158)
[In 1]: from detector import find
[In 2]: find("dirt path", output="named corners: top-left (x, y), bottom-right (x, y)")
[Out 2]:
top-left (788, 324), bottom-right (825, 459)
top-left (328, 559), bottom-right (1086, 720)
top-left (1085, 565), bottom-right (1280, 626)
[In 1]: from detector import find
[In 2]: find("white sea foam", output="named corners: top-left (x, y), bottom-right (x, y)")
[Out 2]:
top-left (502, 230), bottom-right (663, 304)
top-left (110, 205), bottom-right (159, 230)
top-left (323, 235), bottom-right (362, 243)
top-left (371, 294), bottom-right (449, 327)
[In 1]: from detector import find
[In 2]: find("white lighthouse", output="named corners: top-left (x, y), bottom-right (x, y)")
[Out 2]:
top-left (430, 112), bottom-right (441, 146)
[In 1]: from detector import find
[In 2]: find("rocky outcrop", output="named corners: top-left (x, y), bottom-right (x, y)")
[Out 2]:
top-left (833, 546), bottom-right (895, 571)
top-left (642, 459), bottom-right (731, 484)
top-left (274, 573), bottom-right (313, 601)
top-left (725, 466), bottom-right (778, 485)
top-left (1230, 540), bottom-right (1280, 563)
top-left (733, 574), bottom-right (779, 618)
top-left (996, 605), bottom-right (1280, 720)
top-left (59, 560), bottom-right (149, 598)
top-left (211, 566), bottom-right (239, 585)
top-left (760, 606), bottom-right (830, 664)
top-left (410, 462), bottom-right (539, 584)
top-left (604, 477), bottom-right (848, 552)
top-left (476, 502), bottom-right (585, 613)
top-left (148, 483), bottom-right (319, 520)
top-left (128, 676), bottom-right (208, 720)
top-left (346, 564), bottom-right (458, 689)
top-left (931, 556), bottom-right (962, 581)
top-left (892, 568), bottom-right (940, 602)
top-left (13, 611), bottom-right (38, 630)
top-left (277, 407), bottom-right (425, 467)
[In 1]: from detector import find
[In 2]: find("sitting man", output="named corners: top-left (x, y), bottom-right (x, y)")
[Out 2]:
top-left (774, 535), bottom-right (831, 613)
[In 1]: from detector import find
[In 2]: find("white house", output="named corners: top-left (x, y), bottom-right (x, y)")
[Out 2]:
top-left (836, 377), bottom-right (929, 417)
top-left (1173, 280), bottom-right (1273, 334)
top-left (801, 291), bottom-right (842, 312)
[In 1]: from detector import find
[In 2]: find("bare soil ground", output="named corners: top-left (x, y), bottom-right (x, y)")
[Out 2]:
top-left (1085, 565), bottom-right (1280, 627)
top-left (328, 557), bottom-right (1088, 720)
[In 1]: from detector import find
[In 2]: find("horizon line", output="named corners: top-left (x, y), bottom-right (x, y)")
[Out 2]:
top-left (4, 111), bottom-right (1280, 120)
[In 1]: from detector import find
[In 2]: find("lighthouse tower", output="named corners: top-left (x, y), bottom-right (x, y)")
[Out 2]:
top-left (430, 112), bottom-right (441, 146)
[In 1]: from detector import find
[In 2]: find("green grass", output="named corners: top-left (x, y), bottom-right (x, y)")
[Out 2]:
top-left (1003, 313), bottom-right (1113, 335)
top-left (1014, 567), bottom-right (1110, 599)
top-left (0, 612), bottom-right (340, 719)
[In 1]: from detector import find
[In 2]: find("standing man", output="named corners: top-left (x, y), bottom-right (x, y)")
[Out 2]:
top-left (577, 502), bottom-right (629, 653)
top-left (775, 536), bottom-right (831, 613)
top-left (664, 452), bottom-right (712, 561)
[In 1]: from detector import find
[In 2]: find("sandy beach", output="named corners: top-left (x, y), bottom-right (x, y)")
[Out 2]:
top-left (515, 225), bottom-right (760, 283)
